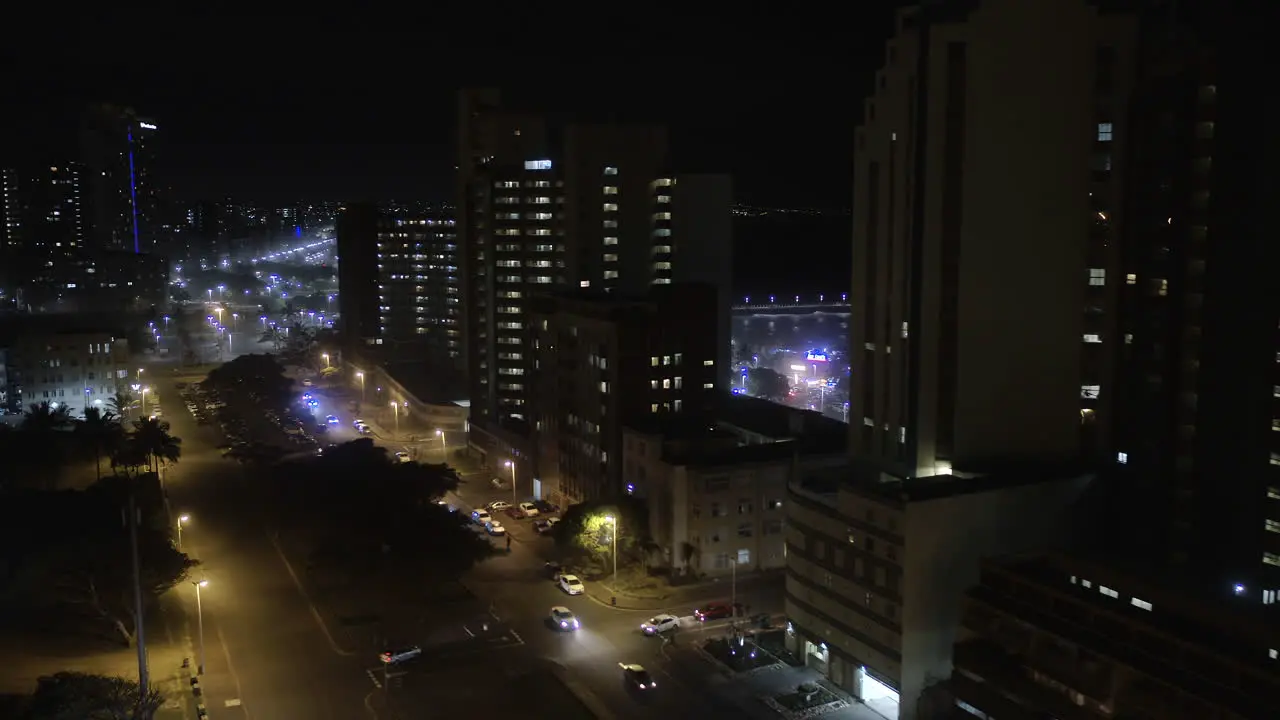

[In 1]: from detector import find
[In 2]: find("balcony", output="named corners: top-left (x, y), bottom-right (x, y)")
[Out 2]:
top-left (953, 639), bottom-right (1102, 720)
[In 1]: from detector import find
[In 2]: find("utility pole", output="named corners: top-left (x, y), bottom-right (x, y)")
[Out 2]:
top-left (127, 494), bottom-right (150, 690)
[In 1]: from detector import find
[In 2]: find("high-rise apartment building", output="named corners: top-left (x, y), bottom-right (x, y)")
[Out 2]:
top-left (525, 283), bottom-right (720, 503)
top-left (1105, 3), bottom-right (1280, 595)
top-left (335, 204), bottom-right (460, 363)
top-left (457, 90), bottom-right (732, 430)
top-left (80, 104), bottom-right (160, 254)
top-left (848, 0), bottom-right (1135, 480)
top-left (0, 163), bottom-right (86, 255)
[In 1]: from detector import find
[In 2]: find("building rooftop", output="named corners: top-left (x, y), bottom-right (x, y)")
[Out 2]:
top-left (799, 457), bottom-right (1097, 505)
top-left (716, 392), bottom-right (848, 443)
top-left (382, 360), bottom-right (466, 407)
top-left (530, 283), bottom-right (715, 319)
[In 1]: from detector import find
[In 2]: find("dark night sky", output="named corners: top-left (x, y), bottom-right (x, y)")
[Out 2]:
top-left (4, 8), bottom-right (900, 209)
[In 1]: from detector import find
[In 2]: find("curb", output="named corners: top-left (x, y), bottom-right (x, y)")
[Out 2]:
top-left (583, 589), bottom-right (668, 612)
top-left (184, 658), bottom-right (209, 719)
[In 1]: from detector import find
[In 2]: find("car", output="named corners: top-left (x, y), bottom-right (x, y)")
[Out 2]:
top-left (640, 614), bottom-right (681, 635)
top-left (301, 379), bottom-right (313, 387)
top-left (550, 606), bottom-right (580, 631)
top-left (379, 646), bottom-right (421, 664)
top-left (471, 509), bottom-right (492, 525)
top-left (394, 451), bottom-right (411, 463)
top-left (694, 602), bottom-right (736, 622)
top-left (302, 393), bottom-right (313, 401)
top-left (307, 399), bottom-right (319, 409)
top-left (357, 424), bottom-right (372, 435)
top-left (619, 663), bottom-right (656, 690)
top-left (353, 418), bottom-right (367, 428)
top-left (487, 501), bottom-right (512, 512)
top-left (325, 414), bottom-right (339, 424)
top-left (518, 502), bottom-right (539, 518)
top-left (485, 521), bottom-right (506, 536)
top-left (535, 517), bottom-right (560, 535)
top-left (559, 574), bottom-right (584, 595)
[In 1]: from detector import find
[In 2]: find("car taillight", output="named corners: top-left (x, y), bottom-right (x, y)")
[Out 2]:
top-left (380, 653), bottom-right (391, 663)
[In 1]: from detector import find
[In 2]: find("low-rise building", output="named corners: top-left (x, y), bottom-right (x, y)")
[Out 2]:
top-left (784, 462), bottom-right (1094, 720)
top-left (3, 328), bottom-right (130, 416)
top-left (952, 553), bottom-right (1280, 720)
top-left (624, 396), bottom-right (846, 578)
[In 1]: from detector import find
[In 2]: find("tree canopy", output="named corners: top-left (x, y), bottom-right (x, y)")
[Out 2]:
top-left (205, 353), bottom-right (294, 408)
top-left (0, 477), bottom-right (195, 647)
top-left (746, 367), bottom-right (790, 401)
top-left (24, 671), bottom-right (164, 720)
top-left (267, 439), bottom-right (494, 579)
top-left (553, 497), bottom-right (651, 567)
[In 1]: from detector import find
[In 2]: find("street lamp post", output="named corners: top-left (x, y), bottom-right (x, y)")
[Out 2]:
top-left (436, 429), bottom-right (446, 461)
top-left (504, 460), bottom-right (516, 506)
top-left (604, 515), bottom-right (618, 596)
top-left (356, 371), bottom-right (365, 405)
top-left (322, 353), bottom-right (330, 369)
top-left (390, 401), bottom-right (400, 436)
top-left (193, 580), bottom-right (208, 674)
top-left (177, 514), bottom-right (189, 550)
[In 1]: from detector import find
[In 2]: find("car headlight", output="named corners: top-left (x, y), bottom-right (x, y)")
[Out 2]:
top-left (560, 621), bottom-right (568, 627)
top-left (573, 620), bottom-right (580, 628)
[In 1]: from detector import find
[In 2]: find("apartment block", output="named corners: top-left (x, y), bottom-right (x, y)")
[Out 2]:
top-left (848, 0), bottom-right (1136, 479)
top-left (952, 553), bottom-right (1280, 719)
top-left (1103, 1), bottom-right (1280, 593)
top-left (1, 328), bottom-right (130, 416)
top-left (457, 90), bottom-right (732, 429)
top-left (335, 204), bottom-right (460, 364)
top-left (784, 464), bottom-right (1093, 719)
top-left (625, 401), bottom-right (846, 578)
top-left (521, 283), bottom-right (719, 504)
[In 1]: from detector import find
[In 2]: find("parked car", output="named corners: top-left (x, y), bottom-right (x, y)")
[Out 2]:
top-left (394, 451), bottom-right (411, 463)
top-left (535, 518), bottom-right (560, 535)
top-left (485, 521), bottom-right (506, 536)
top-left (471, 509), bottom-right (492, 525)
top-left (518, 502), bottom-right (539, 518)
top-left (487, 501), bottom-right (512, 512)
top-left (379, 646), bottom-right (421, 664)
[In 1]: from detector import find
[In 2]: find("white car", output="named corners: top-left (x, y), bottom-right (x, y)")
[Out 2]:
top-left (518, 502), bottom-right (539, 518)
top-left (485, 521), bottom-right (506, 536)
top-left (640, 614), bottom-right (681, 635)
top-left (550, 606), bottom-right (580, 631)
top-left (471, 509), bottom-right (491, 525)
top-left (487, 501), bottom-right (512, 512)
top-left (559, 574), bottom-right (584, 595)
top-left (394, 451), bottom-right (411, 463)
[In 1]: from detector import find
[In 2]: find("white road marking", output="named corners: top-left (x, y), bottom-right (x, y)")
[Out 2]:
top-left (509, 630), bottom-right (524, 644)
top-left (216, 625), bottom-right (251, 719)
top-left (268, 530), bottom-right (355, 656)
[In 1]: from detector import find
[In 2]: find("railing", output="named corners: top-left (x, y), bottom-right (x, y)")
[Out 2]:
top-left (733, 294), bottom-right (850, 314)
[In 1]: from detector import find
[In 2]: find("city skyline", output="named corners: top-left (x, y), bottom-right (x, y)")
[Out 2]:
top-left (2, 8), bottom-right (899, 208)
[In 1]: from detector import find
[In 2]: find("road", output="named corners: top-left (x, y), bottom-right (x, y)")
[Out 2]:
top-left (157, 370), bottom-right (377, 719)
top-left (154, 369), bottom-right (786, 719)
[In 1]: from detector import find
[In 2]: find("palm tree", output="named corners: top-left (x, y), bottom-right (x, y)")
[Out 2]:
top-left (21, 401), bottom-right (73, 433)
top-left (109, 437), bottom-right (149, 479)
top-left (76, 406), bottom-right (123, 482)
top-left (131, 416), bottom-right (182, 473)
top-left (107, 391), bottom-right (137, 419)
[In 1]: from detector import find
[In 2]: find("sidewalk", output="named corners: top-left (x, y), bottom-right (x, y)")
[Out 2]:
top-left (584, 569), bottom-right (785, 611)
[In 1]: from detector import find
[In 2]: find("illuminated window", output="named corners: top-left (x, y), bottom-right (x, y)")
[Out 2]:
top-left (603, 186), bottom-right (618, 195)
top-left (1083, 334), bottom-right (1101, 343)
top-left (1097, 122), bottom-right (1113, 142)
top-left (1088, 268), bottom-right (1106, 286)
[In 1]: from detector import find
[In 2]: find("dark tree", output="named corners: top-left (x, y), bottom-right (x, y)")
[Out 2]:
top-left (26, 671), bottom-right (164, 720)
top-left (746, 367), bottom-right (790, 401)
top-left (267, 439), bottom-right (494, 579)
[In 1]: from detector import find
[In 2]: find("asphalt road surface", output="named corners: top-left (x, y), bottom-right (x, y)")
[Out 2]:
top-left (153, 368), bottom-right (786, 719)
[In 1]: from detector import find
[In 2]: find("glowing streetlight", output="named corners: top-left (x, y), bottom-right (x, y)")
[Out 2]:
top-left (436, 428), bottom-right (446, 460)
top-left (214, 307), bottom-right (223, 325)
top-left (356, 371), bottom-right (365, 402)
top-left (176, 514), bottom-right (190, 550)
top-left (504, 460), bottom-right (517, 507)
top-left (193, 579), bottom-right (209, 675)
top-left (322, 353), bottom-right (330, 369)
top-left (390, 401), bottom-right (401, 436)
top-left (604, 515), bottom-right (618, 596)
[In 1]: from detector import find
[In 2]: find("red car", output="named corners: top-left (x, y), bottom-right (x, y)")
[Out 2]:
top-left (694, 602), bottom-right (735, 622)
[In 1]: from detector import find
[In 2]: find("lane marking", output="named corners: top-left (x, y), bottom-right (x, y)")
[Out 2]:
top-left (216, 624), bottom-right (251, 719)
top-left (509, 630), bottom-right (524, 645)
top-left (268, 530), bottom-right (356, 656)
top-left (363, 690), bottom-right (381, 719)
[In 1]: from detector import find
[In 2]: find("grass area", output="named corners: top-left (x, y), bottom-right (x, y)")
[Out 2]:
top-left (702, 637), bottom-right (781, 673)
top-left (772, 682), bottom-right (840, 712)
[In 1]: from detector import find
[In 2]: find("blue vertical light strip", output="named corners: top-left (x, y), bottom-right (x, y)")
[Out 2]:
top-left (127, 127), bottom-right (141, 254)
